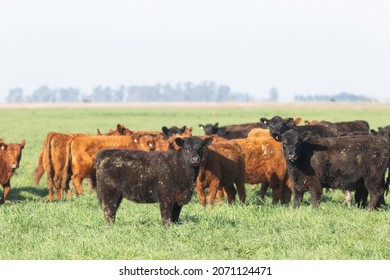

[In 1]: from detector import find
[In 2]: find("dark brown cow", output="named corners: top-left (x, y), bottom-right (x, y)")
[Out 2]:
top-left (195, 136), bottom-right (246, 207)
top-left (371, 126), bottom-right (390, 140)
top-left (96, 136), bottom-right (213, 225)
top-left (199, 122), bottom-right (266, 139)
top-left (281, 130), bottom-right (390, 209)
top-left (0, 139), bottom-right (26, 204)
top-left (304, 119), bottom-right (369, 135)
top-left (162, 125), bottom-right (192, 139)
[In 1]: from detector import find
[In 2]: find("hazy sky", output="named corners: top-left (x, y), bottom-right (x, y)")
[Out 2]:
top-left (1, 0), bottom-right (389, 102)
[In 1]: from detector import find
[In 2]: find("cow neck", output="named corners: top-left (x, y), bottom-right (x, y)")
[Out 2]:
top-left (178, 148), bottom-right (200, 183)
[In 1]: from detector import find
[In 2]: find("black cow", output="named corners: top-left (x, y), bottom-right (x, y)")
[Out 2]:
top-left (198, 122), bottom-right (265, 139)
top-left (260, 116), bottom-right (339, 141)
top-left (281, 129), bottom-right (389, 209)
top-left (305, 120), bottom-right (370, 136)
top-left (162, 125), bottom-right (191, 139)
top-left (371, 126), bottom-right (390, 140)
top-left (96, 136), bottom-right (213, 225)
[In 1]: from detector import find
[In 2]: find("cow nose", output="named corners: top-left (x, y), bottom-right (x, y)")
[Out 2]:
top-left (190, 155), bottom-right (201, 166)
top-left (288, 154), bottom-right (297, 162)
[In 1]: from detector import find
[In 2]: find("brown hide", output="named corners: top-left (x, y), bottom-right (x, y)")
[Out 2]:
top-left (230, 136), bottom-right (292, 204)
top-left (0, 139), bottom-right (26, 204)
top-left (195, 138), bottom-right (246, 207)
top-left (64, 135), bottom-right (155, 196)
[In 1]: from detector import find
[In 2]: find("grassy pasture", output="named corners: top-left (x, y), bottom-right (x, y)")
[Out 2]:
top-left (0, 102), bottom-right (389, 260)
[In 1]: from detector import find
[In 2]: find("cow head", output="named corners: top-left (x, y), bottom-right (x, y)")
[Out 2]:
top-left (4, 139), bottom-right (26, 170)
top-left (198, 123), bottom-right (219, 135)
top-left (175, 136), bottom-right (213, 167)
top-left (281, 130), bottom-right (311, 163)
top-left (139, 135), bottom-right (156, 151)
top-left (260, 116), bottom-right (295, 141)
top-left (162, 125), bottom-right (190, 139)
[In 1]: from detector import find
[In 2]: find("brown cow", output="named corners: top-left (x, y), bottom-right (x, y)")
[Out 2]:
top-left (96, 124), bottom-right (134, 136)
top-left (230, 135), bottom-right (292, 204)
top-left (0, 139), bottom-right (26, 204)
top-left (34, 125), bottom-right (134, 200)
top-left (62, 135), bottom-right (155, 196)
top-left (195, 136), bottom-right (246, 207)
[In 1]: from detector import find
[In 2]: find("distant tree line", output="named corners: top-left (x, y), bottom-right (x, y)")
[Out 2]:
top-left (6, 81), bottom-right (254, 103)
top-left (294, 92), bottom-right (374, 102)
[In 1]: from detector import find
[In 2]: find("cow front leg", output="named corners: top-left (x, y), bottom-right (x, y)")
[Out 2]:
top-left (103, 197), bottom-right (122, 224)
top-left (160, 202), bottom-right (172, 226)
top-left (0, 184), bottom-right (11, 204)
top-left (71, 175), bottom-right (84, 196)
top-left (170, 204), bottom-right (183, 223)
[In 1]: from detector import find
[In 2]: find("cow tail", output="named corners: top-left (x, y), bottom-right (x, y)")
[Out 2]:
top-left (33, 143), bottom-right (45, 185)
top-left (386, 157), bottom-right (390, 196)
top-left (61, 138), bottom-right (72, 192)
top-left (33, 133), bottom-right (51, 185)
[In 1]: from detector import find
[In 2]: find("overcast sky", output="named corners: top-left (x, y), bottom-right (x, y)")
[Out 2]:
top-left (1, 0), bottom-right (389, 102)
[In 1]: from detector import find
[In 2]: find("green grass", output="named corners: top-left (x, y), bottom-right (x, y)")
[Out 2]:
top-left (0, 103), bottom-right (389, 260)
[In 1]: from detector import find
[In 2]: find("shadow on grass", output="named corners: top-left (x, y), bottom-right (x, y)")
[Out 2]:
top-left (5, 185), bottom-right (48, 202)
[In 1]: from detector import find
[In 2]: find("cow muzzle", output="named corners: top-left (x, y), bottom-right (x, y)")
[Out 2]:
top-left (288, 155), bottom-right (298, 163)
top-left (189, 155), bottom-right (201, 167)
top-left (10, 163), bottom-right (18, 169)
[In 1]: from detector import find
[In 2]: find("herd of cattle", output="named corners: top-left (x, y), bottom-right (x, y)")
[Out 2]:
top-left (1, 117), bottom-right (389, 225)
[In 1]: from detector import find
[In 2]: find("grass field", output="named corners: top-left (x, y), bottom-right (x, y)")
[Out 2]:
top-left (0, 102), bottom-right (389, 260)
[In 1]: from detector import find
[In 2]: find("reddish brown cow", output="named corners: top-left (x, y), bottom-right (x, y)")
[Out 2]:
top-left (97, 124), bottom-right (134, 136)
top-left (0, 139), bottom-right (26, 204)
top-left (230, 135), bottom-right (292, 204)
top-left (195, 137), bottom-right (246, 207)
top-left (62, 135), bottom-right (155, 196)
top-left (34, 132), bottom-right (79, 200)
top-left (34, 125), bottom-right (133, 200)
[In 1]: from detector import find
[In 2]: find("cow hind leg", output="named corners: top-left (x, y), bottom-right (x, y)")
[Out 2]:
top-left (103, 195), bottom-right (123, 224)
top-left (71, 175), bottom-right (84, 196)
top-left (170, 204), bottom-right (183, 223)
top-left (281, 184), bottom-right (292, 205)
top-left (235, 180), bottom-right (246, 205)
top-left (259, 182), bottom-right (269, 199)
top-left (207, 183), bottom-right (219, 207)
top-left (160, 202), bottom-right (173, 226)
top-left (222, 185), bottom-right (237, 205)
top-left (0, 185), bottom-right (11, 205)
top-left (365, 177), bottom-right (386, 209)
top-left (354, 187), bottom-right (368, 208)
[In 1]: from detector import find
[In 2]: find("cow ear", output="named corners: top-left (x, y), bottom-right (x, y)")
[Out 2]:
top-left (214, 123), bottom-right (219, 127)
top-left (294, 117), bottom-right (302, 125)
top-left (20, 139), bottom-right (26, 148)
top-left (180, 126), bottom-right (186, 132)
top-left (260, 118), bottom-right (268, 126)
top-left (0, 143), bottom-right (6, 150)
top-left (174, 137), bottom-right (185, 147)
top-left (162, 126), bottom-right (169, 134)
top-left (286, 118), bottom-right (295, 126)
top-left (300, 131), bottom-right (311, 142)
top-left (202, 137), bottom-right (213, 147)
top-left (370, 129), bottom-right (377, 135)
top-left (199, 124), bottom-right (204, 129)
top-left (131, 135), bottom-right (140, 143)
